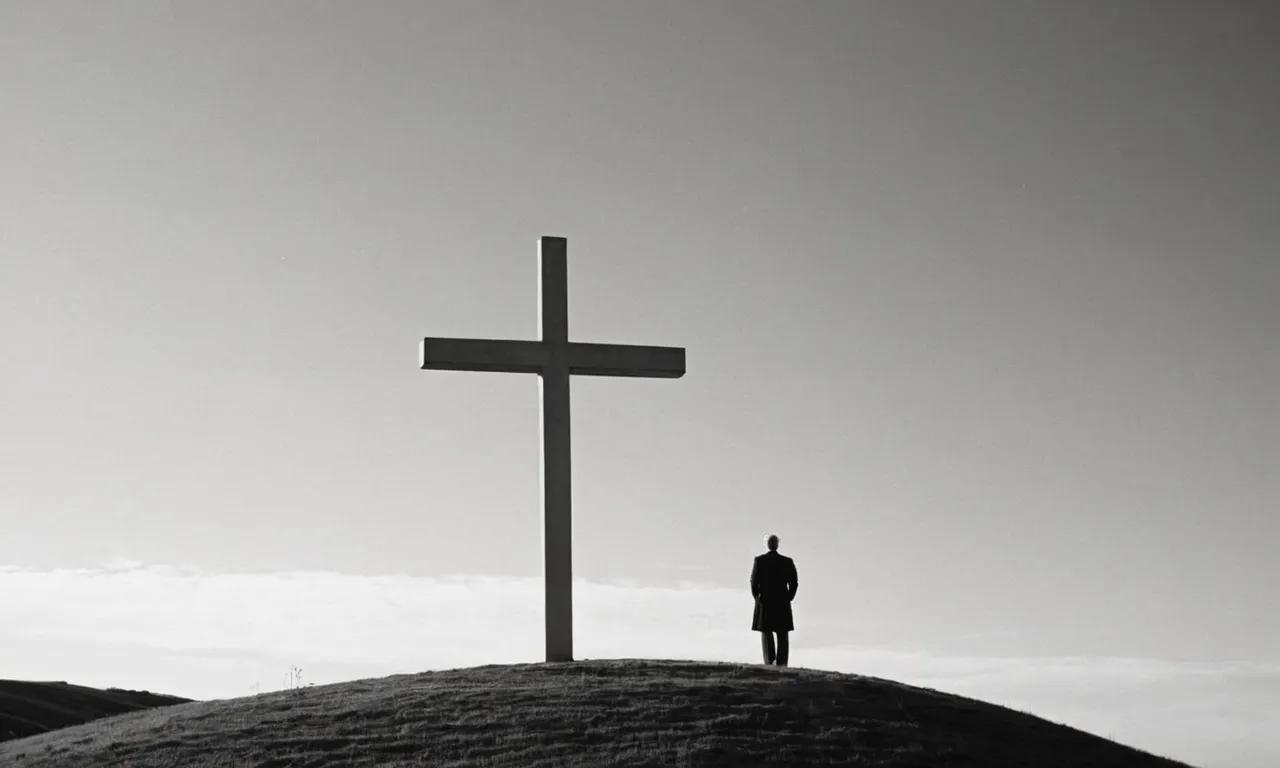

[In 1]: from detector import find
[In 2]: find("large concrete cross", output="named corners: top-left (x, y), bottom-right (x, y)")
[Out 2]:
top-left (418, 235), bottom-right (686, 662)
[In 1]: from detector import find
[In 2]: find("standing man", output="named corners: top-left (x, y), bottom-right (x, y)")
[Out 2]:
top-left (751, 534), bottom-right (798, 666)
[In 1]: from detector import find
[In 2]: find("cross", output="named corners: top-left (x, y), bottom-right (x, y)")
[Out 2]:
top-left (419, 235), bottom-right (686, 662)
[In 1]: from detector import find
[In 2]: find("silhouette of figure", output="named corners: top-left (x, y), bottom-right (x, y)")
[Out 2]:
top-left (751, 534), bottom-right (798, 666)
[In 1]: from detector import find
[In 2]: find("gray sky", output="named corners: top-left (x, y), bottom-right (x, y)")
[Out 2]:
top-left (1, 3), bottom-right (1276, 766)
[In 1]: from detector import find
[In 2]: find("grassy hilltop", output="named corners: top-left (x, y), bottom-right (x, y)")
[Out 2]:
top-left (0, 659), bottom-right (1193, 767)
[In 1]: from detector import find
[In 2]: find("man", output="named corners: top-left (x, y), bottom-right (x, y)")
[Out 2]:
top-left (750, 534), bottom-right (798, 666)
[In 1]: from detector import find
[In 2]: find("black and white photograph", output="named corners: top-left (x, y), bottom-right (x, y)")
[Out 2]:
top-left (2, 3), bottom-right (1275, 766)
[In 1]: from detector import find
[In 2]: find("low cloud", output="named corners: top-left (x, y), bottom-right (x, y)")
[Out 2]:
top-left (1, 562), bottom-right (1275, 768)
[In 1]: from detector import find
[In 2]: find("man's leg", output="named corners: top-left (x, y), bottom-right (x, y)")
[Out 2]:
top-left (776, 631), bottom-right (789, 667)
top-left (760, 631), bottom-right (776, 665)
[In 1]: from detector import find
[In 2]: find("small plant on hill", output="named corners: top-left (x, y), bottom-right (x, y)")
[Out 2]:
top-left (283, 667), bottom-right (315, 696)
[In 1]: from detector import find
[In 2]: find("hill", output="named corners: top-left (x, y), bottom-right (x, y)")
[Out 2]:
top-left (0, 659), bottom-right (1193, 767)
top-left (0, 680), bottom-right (192, 743)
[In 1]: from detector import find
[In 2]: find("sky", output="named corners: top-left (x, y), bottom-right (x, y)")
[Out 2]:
top-left (0, 2), bottom-right (1276, 766)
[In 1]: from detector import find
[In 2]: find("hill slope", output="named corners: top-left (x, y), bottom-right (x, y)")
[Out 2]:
top-left (0, 680), bottom-right (192, 743)
top-left (0, 660), bottom-right (1193, 767)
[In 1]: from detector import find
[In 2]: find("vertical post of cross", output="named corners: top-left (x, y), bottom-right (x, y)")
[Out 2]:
top-left (538, 236), bottom-right (574, 662)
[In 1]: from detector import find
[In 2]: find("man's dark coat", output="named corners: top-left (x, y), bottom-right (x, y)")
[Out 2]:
top-left (750, 550), bottom-right (798, 632)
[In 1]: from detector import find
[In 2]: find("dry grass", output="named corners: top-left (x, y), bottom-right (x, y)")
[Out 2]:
top-left (0, 659), bottom-right (1194, 767)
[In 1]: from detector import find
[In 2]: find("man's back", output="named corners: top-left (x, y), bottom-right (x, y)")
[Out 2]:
top-left (751, 551), bottom-right (798, 601)
top-left (750, 539), bottom-right (799, 664)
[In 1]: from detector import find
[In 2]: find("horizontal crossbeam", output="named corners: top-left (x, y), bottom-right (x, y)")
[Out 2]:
top-left (567, 342), bottom-right (685, 378)
top-left (421, 338), bottom-right (685, 379)
top-left (420, 338), bottom-right (547, 374)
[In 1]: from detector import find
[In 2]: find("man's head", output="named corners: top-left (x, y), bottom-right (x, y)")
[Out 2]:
top-left (766, 534), bottom-right (779, 551)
